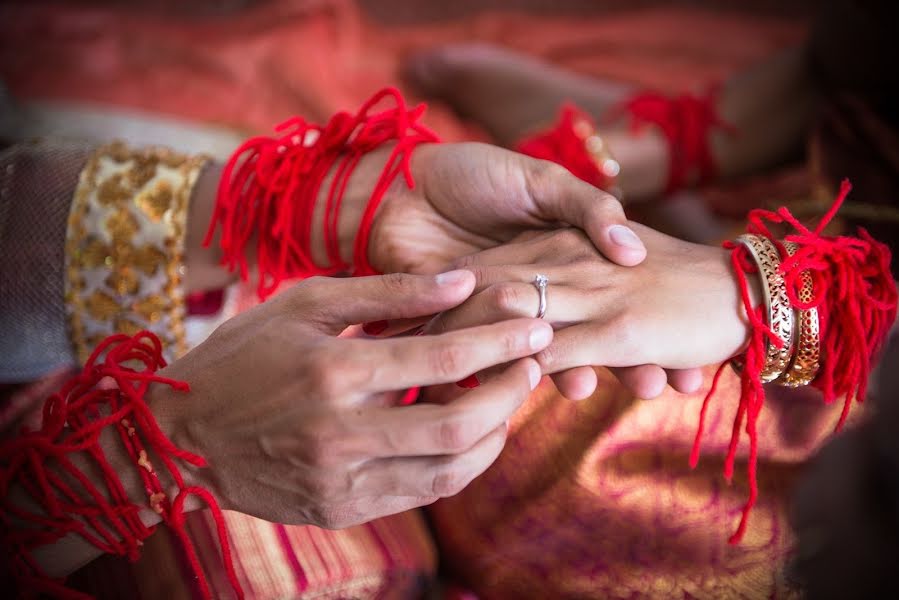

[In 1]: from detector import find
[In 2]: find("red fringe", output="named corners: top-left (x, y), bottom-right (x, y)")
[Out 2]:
top-left (609, 88), bottom-right (736, 194)
top-left (691, 180), bottom-right (898, 544)
top-left (204, 87), bottom-right (439, 300)
top-left (0, 332), bottom-right (243, 599)
top-left (515, 103), bottom-right (616, 190)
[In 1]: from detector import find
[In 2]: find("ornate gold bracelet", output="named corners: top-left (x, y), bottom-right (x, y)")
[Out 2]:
top-left (775, 242), bottom-right (821, 387)
top-left (734, 234), bottom-right (795, 382)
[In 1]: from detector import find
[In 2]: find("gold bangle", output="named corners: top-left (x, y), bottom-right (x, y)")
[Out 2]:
top-left (776, 242), bottom-right (821, 387)
top-left (734, 234), bottom-right (795, 382)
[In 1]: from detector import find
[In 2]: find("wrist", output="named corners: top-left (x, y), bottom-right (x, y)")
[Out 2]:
top-left (711, 244), bottom-right (762, 357)
top-left (309, 145), bottom-right (394, 270)
top-left (145, 378), bottom-right (213, 513)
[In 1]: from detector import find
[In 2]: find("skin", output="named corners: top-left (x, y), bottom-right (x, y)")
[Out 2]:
top-left (427, 224), bottom-right (762, 399)
top-left (23, 271), bottom-right (552, 577)
top-left (185, 141), bottom-right (700, 396)
top-left (405, 44), bottom-right (813, 204)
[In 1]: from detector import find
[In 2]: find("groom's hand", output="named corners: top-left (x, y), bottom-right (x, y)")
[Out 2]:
top-left (360, 142), bottom-right (646, 274)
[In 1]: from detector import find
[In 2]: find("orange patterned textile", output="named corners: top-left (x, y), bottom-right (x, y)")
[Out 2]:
top-left (71, 509), bottom-right (436, 599)
top-left (429, 367), bottom-right (846, 598)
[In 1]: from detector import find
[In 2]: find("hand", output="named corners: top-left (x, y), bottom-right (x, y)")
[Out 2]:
top-left (427, 224), bottom-right (759, 399)
top-left (356, 142), bottom-right (647, 274)
top-left (152, 271), bottom-right (551, 528)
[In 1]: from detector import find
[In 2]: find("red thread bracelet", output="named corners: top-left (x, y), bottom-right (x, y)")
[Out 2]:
top-left (205, 87), bottom-right (440, 300)
top-left (0, 332), bottom-right (243, 599)
top-left (609, 88), bottom-right (736, 194)
top-left (690, 180), bottom-right (897, 544)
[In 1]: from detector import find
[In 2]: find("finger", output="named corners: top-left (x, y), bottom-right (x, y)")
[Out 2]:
top-left (534, 319), bottom-right (647, 374)
top-left (524, 158), bottom-right (646, 266)
top-left (352, 319), bottom-right (551, 392)
top-left (609, 365), bottom-right (668, 399)
top-left (357, 424), bottom-right (508, 498)
top-left (295, 270), bottom-right (475, 334)
top-left (353, 358), bottom-right (538, 458)
top-left (315, 495), bottom-right (440, 529)
top-left (464, 264), bottom-right (588, 295)
top-left (426, 283), bottom-right (595, 334)
top-left (550, 366), bottom-right (598, 400)
top-left (666, 368), bottom-right (705, 394)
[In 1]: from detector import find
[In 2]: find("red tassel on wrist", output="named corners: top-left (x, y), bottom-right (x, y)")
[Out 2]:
top-left (515, 103), bottom-right (620, 192)
top-left (609, 88), bottom-right (735, 194)
top-left (691, 180), bottom-right (897, 544)
top-left (0, 332), bottom-right (242, 599)
top-left (205, 87), bottom-right (440, 300)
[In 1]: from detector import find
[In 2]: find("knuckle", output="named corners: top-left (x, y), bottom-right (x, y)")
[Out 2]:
top-left (535, 343), bottom-right (559, 372)
top-left (430, 464), bottom-right (465, 497)
top-left (595, 192), bottom-right (624, 216)
top-left (489, 283), bottom-right (525, 315)
top-left (297, 428), bottom-right (335, 468)
top-left (428, 341), bottom-right (467, 379)
top-left (451, 254), bottom-right (476, 270)
top-left (379, 272), bottom-right (414, 297)
top-left (607, 311), bottom-right (642, 355)
top-left (435, 414), bottom-right (475, 454)
top-left (306, 352), bottom-right (350, 398)
top-left (531, 159), bottom-right (570, 188)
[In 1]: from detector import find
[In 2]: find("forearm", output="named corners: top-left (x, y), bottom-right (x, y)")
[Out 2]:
top-left (610, 46), bottom-right (815, 202)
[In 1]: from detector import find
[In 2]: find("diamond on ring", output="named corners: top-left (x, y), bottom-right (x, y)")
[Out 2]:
top-left (533, 274), bottom-right (548, 319)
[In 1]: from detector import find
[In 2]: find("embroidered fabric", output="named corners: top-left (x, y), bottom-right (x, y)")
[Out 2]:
top-left (0, 140), bottom-right (92, 382)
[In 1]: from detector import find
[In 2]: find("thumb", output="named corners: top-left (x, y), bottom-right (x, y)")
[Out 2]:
top-left (524, 158), bottom-right (647, 267)
top-left (295, 271), bottom-right (475, 334)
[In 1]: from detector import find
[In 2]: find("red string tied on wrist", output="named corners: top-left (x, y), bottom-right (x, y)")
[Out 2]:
top-left (689, 179), bottom-right (897, 545)
top-left (205, 87), bottom-right (440, 300)
top-left (608, 87), bottom-right (736, 194)
top-left (0, 332), bottom-right (243, 599)
top-left (515, 103), bottom-right (618, 190)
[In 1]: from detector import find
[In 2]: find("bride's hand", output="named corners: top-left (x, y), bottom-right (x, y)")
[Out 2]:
top-left (427, 224), bottom-right (759, 399)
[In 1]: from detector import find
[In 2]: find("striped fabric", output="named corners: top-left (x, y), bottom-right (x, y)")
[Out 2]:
top-left (70, 509), bottom-right (437, 599)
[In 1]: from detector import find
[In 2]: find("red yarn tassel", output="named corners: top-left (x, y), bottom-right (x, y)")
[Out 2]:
top-left (515, 103), bottom-right (618, 190)
top-left (0, 332), bottom-right (243, 599)
top-left (690, 180), bottom-right (897, 544)
top-left (205, 87), bottom-right (439, 300)
top-left (609, 88), bottom-right (735, 194)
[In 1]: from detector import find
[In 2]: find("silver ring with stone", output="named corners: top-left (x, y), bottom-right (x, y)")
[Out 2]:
top-left (533, 274), bottom-right (548, 319)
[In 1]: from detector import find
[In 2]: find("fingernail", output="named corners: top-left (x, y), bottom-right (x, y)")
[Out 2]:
top-left (435, 269), bottom-right (469, 286)
top-left (456, 374), bottom-right (480, 388)
top-left (363, 320), bottom-right (389, 335)
top-left (608, 225), bottom-right (644, 250)
top-left (527, 362), bottom-right (542, 390)
top-left (529, 324), bottom-right (552, 350)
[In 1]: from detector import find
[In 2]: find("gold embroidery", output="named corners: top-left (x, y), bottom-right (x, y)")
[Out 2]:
top-left (105, 267), bottom-right (140, 296)
top-left (96, 173), bottom-right (132, 207)
top-left (132, 245), bottom-right (168, 276)
top-left (106, 207), bottom-right (140, 243)
top-left (84, 290), bottom-right (121, 322)
top-left (135, 179), bottom-right (174, 222)
top-left (65, 141), bottom-right (209, 363)
top-left (132, 295), bottom-right (168, 323)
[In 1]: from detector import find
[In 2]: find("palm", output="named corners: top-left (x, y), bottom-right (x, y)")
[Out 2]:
top-left (370, 143), bottom-right (548, 274)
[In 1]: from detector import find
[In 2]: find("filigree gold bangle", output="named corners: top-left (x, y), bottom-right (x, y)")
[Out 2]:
top-left (776, 242), bottom-right (820, 387)
top-left (734, 234), bottom-right (795, 382)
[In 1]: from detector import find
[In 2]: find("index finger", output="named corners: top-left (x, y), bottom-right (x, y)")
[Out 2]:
top-left (351, 358), bottom-right (540, 458)
top-left (348, 318), bottom-right (553, 393)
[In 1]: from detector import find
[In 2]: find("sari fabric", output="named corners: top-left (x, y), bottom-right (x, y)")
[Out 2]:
top-left (429, 367), bottom-right (845, 598)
